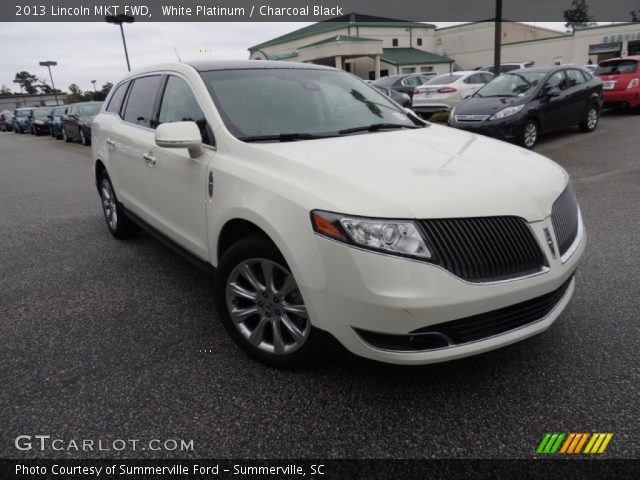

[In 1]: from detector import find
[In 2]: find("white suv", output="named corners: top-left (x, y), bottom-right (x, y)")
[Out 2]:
top-left (92, 61), bottom-right (585, 367)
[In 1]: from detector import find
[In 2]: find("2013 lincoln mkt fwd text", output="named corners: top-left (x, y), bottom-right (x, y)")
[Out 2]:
top-left (92, 61), bottom-right (585, 367)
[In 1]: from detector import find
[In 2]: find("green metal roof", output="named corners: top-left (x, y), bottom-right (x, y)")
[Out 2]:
top-left (249, 13), bottom-right (435, 51)
top-left (381, 48), bottom-right (454, 66)
top-left (300, 35), bottom-right (381, 48)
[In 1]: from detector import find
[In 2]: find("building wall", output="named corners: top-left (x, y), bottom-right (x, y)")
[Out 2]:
top-left (0, 94), bottom-right (63, 111)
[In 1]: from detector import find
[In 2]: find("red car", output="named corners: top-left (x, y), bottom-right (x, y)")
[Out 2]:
top-left (595, 56), bottom-right (640, 110)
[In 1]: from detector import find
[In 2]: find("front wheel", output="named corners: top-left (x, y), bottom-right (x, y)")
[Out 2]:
top-left (62, 126), bottom-right (72, 142)
top-left (79, 127), bottom-right (90, 146)
top-left (579, 105), bottom-right (599, 132)
top-left (519, 119), bottom-right (538, 149)
top-left (215, 237), bottom-right (320, 368)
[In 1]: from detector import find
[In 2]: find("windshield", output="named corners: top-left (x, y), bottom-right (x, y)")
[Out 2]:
top-left (475, 72), bottom-right (545, 97)
top-left (200, 69), bottom-right (416, 140)
top-left (78, 104), bottom-right (102, 115)
top-left (426, 74), bottom-right (462, 85)
top-left (34, 108), bottom-right (52, 118)
top-left (53, 107), bottom-right (67, 116)
top-left (16, 110), bottom-right (30, 117)
top-left (595, 60), bottom-right (638, 75)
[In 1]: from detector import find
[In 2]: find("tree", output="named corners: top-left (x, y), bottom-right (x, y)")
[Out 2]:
top-left (13, 71), bottom-right (40, 95)
top-left (101, 82), bottom-right (113, 96)
top-left (563, 0), bottom-right (596, 31)
top-left (632, 9), bottom-right (640, 21)
top-left (67, 83), bottom-right (83, 103)
top-left (0, 85), bottom-right (12, 95)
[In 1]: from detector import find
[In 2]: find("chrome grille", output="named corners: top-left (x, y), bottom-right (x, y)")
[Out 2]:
top-left (454, 114), bottom-right (490, 122)
top-left (551, 184), bottom-right (579, 258)
top-left (419, 216), bottom-right (546, 282)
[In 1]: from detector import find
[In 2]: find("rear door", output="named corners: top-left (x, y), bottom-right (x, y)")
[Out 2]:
top-left (111, 74), bottom-right (163, 221)
top-left (564, 69), bottom-right (590, 124)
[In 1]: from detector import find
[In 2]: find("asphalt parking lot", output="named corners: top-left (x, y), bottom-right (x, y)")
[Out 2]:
top-left (1, 112), bottom-right (639, 460)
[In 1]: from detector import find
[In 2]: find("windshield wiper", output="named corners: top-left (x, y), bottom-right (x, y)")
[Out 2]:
top-left (238, 132), bottom-right (335, 142)
top-left (338, 123), bottom-right (420, 135)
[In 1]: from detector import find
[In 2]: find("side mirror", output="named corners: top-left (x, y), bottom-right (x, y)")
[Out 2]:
top-left (542, 86), bottom-right (560, 99)
top-left (155, 121), bottom-right (203, 158)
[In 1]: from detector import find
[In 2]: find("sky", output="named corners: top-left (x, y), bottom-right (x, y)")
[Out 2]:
top-left (0, 22), bottom-right (568, 94)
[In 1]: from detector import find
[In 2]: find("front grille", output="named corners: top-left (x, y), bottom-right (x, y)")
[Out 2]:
top-left (355, 275), bottom-right (573, 352)
top-left (419, 216), bottom-right (546, 282)
top-left (551, 184), bottom-right (580, 258)
top-left (455, 114), bottom-right (490, 122)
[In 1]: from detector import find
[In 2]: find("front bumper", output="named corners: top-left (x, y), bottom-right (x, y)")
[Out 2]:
top-left (448, 115), bottom-right (524, 142)
top-left (302, 217), bottom-right (585, 365)
top-left (602, 89), bottom-right (640, 108)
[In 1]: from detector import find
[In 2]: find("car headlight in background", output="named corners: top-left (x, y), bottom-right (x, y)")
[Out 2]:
top-left (311, 210), bottom-right (431, 259)
top-left (489, 104), bottom-right (525, 120)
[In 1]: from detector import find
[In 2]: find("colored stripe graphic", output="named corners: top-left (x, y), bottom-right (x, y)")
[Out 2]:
top-left (538, 433), bottom-right (613, 454)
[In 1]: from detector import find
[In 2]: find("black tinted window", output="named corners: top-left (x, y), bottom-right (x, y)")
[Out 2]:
top-left (123, 76), bottom-right (161, 128)
top-left (546, 71), bottom-right (567, 90)
top-left (566, 69), bottom-right (585, 87)
top-left (158, 76), bottom-right (213, 146)
top-left (106, 82), bottom-right (129, 115)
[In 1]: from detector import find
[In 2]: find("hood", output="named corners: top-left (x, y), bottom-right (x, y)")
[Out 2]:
top-left (237, 125), bottom-right (567, 222)
top-left (455, 96), bottom-right (529, 116)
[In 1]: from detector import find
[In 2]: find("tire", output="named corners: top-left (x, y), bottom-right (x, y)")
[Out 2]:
top-left (98, 171), bottom-right (140, 240)
top-left (79, 127), bottom-right (90, 146)
top-left (579, 105), bottom-right (599, 132)
top-left (519, 119), bottom-right (539, 149)
top-left (215, 236), bottom-right (320, 368)
top-left (62, 126), bottom-right (72, 142)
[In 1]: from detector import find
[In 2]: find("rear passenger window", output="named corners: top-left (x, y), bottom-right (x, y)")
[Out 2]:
top-left (123, 76), bottom-right (162, 128)
top-left (106, 82), bottom-right (129, 116)
top-left (158, 76), bottom-right (213, 146)
top-left (566, 69), bottom-right (584, 87)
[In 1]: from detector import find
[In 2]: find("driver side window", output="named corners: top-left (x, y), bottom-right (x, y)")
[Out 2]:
top-left (158, 76), bottom-right (214, 147)
top-left (545, 71), bottom-right (567, 91)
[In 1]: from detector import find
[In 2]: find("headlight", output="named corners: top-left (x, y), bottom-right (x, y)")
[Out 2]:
top-left (311, 210), bottom-right (431, 259)
top-left (490, 104), bottom-right (524, 120)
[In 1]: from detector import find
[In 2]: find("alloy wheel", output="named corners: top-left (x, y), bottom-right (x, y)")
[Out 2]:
top-left (100, 178), bottom-right (118, 231)
top-left (523, 122), bottom-right (537, 148)
top-left (587, 108), bottom-right (598, 130)
top-left (225, 259), bottom-right (310, 355)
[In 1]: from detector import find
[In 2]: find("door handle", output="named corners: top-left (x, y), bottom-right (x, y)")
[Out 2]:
top-left (143, 152), bottom-right (156, 166)
top-left (106, 138), bottom-right (116, 147)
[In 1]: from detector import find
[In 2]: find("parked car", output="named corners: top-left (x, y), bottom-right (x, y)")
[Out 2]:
top-left (412, 71), bottom-right (494, 115)
top-left (479, 61), bottom-right (535, 74)
top-left (0, 110), bottom-right (14, 132)
top-left (62, 101), bottom-right (103, 145)
top-left (92, 60), bottom-right (585, 368)
top-left (371, 85), bottom-right (412, 108)
top-left (449, 66), bottom-right (603, 149)
top-left (29, 107), bottom-right (53, 136)
top-left (50, 105), bottom-right (68, 139)
top-left (12, 108), bottom-right (32, 134)
top-left (371, 73), bottom-right (436, 100)
top-left (595, 56), bottom-right (640, 110)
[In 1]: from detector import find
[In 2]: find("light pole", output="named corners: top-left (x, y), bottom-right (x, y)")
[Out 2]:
top-left (493, 0), bottom-right (502, 76)
top-left (105, 14), bottom-right (135, 72)
top-left (39, 61), bottom-right (59, 105)
top-left (91, 80), bottom-right (97, 100)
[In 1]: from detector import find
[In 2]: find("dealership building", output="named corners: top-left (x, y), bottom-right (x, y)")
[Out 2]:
top-left (248, 14), bottom-right (640, 79)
